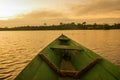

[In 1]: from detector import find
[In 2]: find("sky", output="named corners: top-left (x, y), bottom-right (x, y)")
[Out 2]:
top-left (0, 0), bottom-right (120, 27)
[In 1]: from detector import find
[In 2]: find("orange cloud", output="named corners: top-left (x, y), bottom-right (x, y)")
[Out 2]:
top-left (0, 0), bottom-right (120, 28)
top-left (21, 10), bottom-right (65, 19)
top-left (0, 10), bottom-right (69, 27)
top-left (69, 0), bottom-right (120, 18)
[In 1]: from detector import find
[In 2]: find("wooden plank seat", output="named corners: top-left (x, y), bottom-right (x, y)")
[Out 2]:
top-left (50, 45), bottom-right (83, 50)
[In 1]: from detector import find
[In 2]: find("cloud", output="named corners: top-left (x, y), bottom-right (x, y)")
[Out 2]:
top-left (0, 10), bottom-right (69, 27)
top-left (69, 0), bottom-right (120, 18)
top-left (0, 1), bottom-right (120, 28)
top-left (20, 10), bottom-right (65, 20)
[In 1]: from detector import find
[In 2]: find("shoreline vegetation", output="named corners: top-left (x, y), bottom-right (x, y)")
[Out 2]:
top-left (0, 22), bottom-right (120, 31)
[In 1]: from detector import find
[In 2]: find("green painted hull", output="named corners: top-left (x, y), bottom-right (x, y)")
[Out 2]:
top-left (15, 35), bottom-right (120, 80)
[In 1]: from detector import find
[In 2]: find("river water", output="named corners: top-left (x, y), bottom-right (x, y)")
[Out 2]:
top-left (0, 30), bottom-right (120, 80)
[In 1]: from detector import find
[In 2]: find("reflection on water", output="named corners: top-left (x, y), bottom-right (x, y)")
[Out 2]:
top-left (0, 30), bottom-right (120, 80)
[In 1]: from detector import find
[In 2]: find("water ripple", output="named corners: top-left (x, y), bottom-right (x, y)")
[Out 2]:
top-left (0, 30), bottom-right (120, 80)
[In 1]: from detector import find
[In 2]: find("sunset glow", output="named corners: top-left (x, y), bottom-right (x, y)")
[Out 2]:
top-left (0, 0), bottom-right (39, 20)
top-left (0, 0), bottom-right (120, 27)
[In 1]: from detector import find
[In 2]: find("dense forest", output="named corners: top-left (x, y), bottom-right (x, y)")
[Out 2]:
top-left (0, 22), bottom-right (120, 31)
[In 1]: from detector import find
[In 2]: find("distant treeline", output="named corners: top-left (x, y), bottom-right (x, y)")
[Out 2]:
top-left (0, 22), bottom-right (120, 31)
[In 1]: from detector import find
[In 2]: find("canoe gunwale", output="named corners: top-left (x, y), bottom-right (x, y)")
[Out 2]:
top-left (40, 52), bottom-right (102, 78)
top-left (14, 34), bottom-right (120, 80)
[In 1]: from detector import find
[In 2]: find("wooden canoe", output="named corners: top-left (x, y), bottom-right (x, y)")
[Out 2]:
top-left (14, 34), bottom-right (120, 80)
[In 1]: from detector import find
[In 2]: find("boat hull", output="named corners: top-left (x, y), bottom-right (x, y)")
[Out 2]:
top-left (15, 35), bottom-right (120, 80)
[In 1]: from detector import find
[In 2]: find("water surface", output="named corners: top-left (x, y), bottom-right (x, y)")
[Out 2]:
top-left (0, 30), bottom-right (120, 80)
